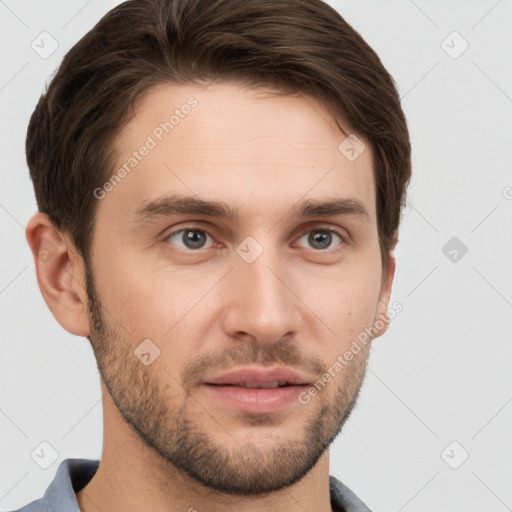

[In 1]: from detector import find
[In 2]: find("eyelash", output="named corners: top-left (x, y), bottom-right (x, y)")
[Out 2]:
top-left (163, 225), bottom-right (346, 253)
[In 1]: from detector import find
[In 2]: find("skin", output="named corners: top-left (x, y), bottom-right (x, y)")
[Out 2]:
top-left (26, 81), bottom-right (396, 512)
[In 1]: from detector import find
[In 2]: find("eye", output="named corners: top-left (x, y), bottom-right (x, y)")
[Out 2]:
top-left (296, 228), bottom-right (344, 251)
top-left (165, 228), bottom-right (214, 250)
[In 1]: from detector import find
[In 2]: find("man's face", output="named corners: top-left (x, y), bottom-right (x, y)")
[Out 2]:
top-left (85, 81), bottom-right (392, 495)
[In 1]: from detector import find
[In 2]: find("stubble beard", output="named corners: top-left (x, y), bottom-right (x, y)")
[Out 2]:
top-left (84, 261), bottom-right (371, 496)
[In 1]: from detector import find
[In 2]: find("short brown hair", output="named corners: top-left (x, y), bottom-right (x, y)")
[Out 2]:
top-left (26, 0), bottom-right (411, 274)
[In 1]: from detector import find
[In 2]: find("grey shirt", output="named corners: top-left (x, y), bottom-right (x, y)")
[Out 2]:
top-left (8, 458), bottom-right (372, 512)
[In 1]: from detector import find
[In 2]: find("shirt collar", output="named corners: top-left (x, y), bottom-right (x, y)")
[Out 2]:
top-left (22, 458), bottom-right (371, 512)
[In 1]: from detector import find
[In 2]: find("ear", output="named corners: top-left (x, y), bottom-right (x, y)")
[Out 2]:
top-left (372, 249), bottom-right (397, 340)
top-left (25, 212), bottom-right (91, 337)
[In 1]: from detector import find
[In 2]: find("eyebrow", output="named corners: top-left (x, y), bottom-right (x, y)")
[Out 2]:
top-left (132, 194), bottom-right (370, 225)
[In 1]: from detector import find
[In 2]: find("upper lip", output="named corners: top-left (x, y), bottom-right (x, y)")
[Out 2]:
top-left (204, 366), bottom-right (312, 386)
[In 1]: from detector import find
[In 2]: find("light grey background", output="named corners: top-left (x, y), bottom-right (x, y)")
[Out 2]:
top-left (1, 1), bottom-right (511, 511)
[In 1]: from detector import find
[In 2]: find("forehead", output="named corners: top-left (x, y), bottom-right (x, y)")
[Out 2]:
top-left (97, 81), bottom-right (376, 226)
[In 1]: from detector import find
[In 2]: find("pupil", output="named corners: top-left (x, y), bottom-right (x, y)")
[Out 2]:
top-left (309, 231), bottom-right (331, 249)
top-left (184, 230), bottom-right (206, 249)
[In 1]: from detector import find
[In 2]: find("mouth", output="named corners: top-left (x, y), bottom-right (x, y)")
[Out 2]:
top-left (206, 380), bottom-right (297, 389)
top-left (201, 367), bottom-right (312, 413)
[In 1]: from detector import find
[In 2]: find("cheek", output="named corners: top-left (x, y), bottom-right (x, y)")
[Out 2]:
top-left (296, 258), bottom-right (382, 351)
top-left (93, 250), bottom-right (221, 342)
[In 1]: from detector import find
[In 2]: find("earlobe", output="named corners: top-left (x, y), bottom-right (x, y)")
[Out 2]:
top-left (25, 213), bottom-right (91, 337)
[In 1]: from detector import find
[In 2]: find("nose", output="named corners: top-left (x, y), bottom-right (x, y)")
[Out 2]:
top-left (220, 247), bottom-right (302, 345)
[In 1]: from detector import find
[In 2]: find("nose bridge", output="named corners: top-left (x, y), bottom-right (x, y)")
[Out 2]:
top-left (221, 241), bottom-right (300, 343)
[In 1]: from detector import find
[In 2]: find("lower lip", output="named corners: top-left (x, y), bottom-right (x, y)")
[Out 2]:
top-left (202, 384), bottom-right (308, 413)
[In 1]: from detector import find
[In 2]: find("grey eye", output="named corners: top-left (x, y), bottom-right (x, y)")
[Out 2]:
top-left (296, 230), bottom-right (342, 250)
top-left (167, 229), bottom-right (211, 250)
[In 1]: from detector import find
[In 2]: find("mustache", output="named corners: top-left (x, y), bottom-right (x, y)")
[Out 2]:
top-left (181, 339), bottom-right (327, 392)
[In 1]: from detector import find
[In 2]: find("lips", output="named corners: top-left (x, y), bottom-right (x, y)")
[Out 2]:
top-left (204, 367), bottom-right (311, 388)
top-left (201, 367), bottom-right (311, 413)
top-left (216, 380), bottom-right (288, 389)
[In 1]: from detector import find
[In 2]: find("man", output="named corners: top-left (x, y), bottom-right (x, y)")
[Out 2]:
top-left (15, 0), bottom-right (411, 510)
